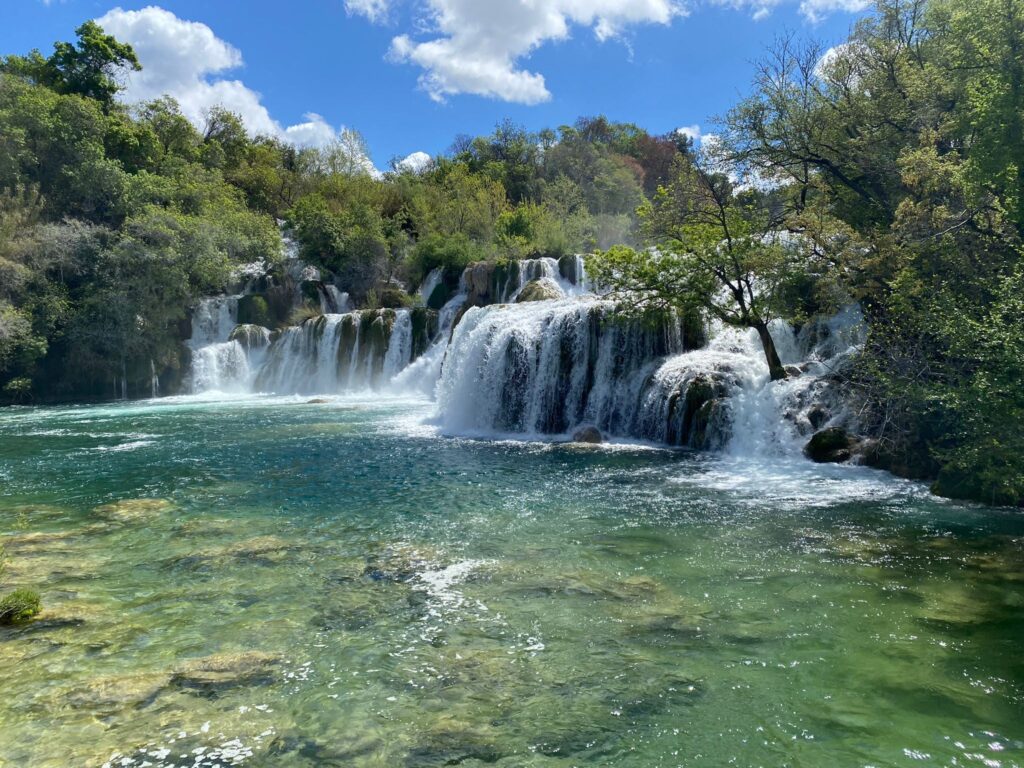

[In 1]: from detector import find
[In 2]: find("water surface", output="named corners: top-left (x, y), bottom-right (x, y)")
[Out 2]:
top-left (1, 396), bottom-right (1021, 767)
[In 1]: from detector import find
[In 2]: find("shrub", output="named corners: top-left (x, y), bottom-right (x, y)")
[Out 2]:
top-left (0, 589), bottom-right (42, 625)
top-left (288, 304), bottom-right (322, 326)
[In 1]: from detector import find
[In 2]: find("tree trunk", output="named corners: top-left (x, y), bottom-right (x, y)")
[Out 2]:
top-left (754, 321), bottom-right (788, 381)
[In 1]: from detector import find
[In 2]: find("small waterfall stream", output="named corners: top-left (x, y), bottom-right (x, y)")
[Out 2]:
top-left (187, 296), bottom-right (250, 393)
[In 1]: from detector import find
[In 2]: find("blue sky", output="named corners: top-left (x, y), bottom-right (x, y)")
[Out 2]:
top-left (2, 1), bottom-right (868, 168)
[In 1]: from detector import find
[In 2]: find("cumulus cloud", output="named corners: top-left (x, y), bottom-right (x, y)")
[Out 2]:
top-left (96, 5), bottom-right (374, 165)
top-left (345, 0), bottom-right (391, 22)
top-left (676, 124), bottom-right (702, 142)
top-left (798, 0), bottom-right (870, 23)
top-left (348, 0), bottom-right (869, 103)
top-left (397, 151), bottom-right (433, 173)
top-left (353, 0), bottom-right (684, 104)
top-left (708, 0), bottom-right (868, 22)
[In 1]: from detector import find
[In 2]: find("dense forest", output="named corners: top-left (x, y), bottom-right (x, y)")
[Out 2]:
top-left (1, 0), bottom-right (1021, 506)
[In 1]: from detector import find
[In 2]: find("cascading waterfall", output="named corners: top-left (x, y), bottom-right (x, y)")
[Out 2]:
top-left (497, 256), bottom-right (589, 302)
top-left (417, 267), bottom-right (444, 304)
top-left (187, 296), bottom-right (251, 393)
top-left (435, 294), bottom-right (865, 451)
top-left (436, 298), bottom-right (690, 436)
top-left (182, 253), bottom-right (864, 462)
top-left (389, 287), bottom-right (467, 396)
top-left (319, 285), bottom-right (353, 314)
top-left (237, 309), bottom-right (417, 395)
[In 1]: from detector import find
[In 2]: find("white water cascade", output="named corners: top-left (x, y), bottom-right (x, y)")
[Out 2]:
top-left (435, 295), bottom-right (865, 452)
top-left (187, 296), bottom-right (252, 393)
top-left (188, 308), bottom-right (422, 395)
top-left (436, 297), bottom-right (691, 436)
top-left (498, 256), bottom-right (589, 302)
top-left (183, 255), bottom-right (864, 461)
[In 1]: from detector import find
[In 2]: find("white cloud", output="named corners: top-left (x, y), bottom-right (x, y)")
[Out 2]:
top-left (345, 0), bottom-right (390, 22)
top-left (676, 124), bottom-right (702, 142)
top-left (96, 6), bottom-right (376, 169)
top-left (798, 0), bottom-right (870, 23)
top-left (376, 0), bottom-right (684, 104)
top-left (397, 151), bottom-right (432, 173)
top-left (708, 0), bottom-right (867, 22)
top-left (350, 0), bottom-right (869, 103)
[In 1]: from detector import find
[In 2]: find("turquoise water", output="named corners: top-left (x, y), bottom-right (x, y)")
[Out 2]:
top-left (0, 395), bottom-right (1021, 767)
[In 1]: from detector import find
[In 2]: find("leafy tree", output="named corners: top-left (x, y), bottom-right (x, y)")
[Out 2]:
top-left (589, 155), bottom-right (819, 380)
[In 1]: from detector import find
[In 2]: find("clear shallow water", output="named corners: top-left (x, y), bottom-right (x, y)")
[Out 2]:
top-left (0, 396), bottom-right (1022, 768)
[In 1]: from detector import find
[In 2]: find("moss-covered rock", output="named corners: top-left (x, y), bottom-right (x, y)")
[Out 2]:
top-left (0, 589), bottom-right (42, 625)
top-left (931, 469), bottom-right (1023, 507)
top-left (410, 307), bottom-right (439, 358)
top-left (237, 294), bottom-right (272, 327)
top-left (426, 282), bottom-right (450, 310)
top-left (464, 261), bottom-right (497, 306)
top-left (516, 278), bottom-right (563, 303)
top-left (93, 497), bottom-right (175, 523)
top-left (228, 324), bottom-right (271, 351)
top-left (804, 427), bottom-right (856, 463)
top-left (378, 286), bottom-right (413, 309)
top-left (690, 398), bottom-right (724, 450)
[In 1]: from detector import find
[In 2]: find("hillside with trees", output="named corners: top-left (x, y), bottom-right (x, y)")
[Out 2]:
top-left (1, 0), bottom-right (1021, 506)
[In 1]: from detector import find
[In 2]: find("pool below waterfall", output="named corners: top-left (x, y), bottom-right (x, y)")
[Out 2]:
top-left (0, 394), bottom-right (1021, 767)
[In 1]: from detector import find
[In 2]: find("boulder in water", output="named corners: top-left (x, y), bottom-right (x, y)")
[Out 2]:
top-left (572, 426), bottom-right (603, 444)
top-left (172, 650), bottom-right (282, 693)
top-left (807, 405), bottom-right (830, 430)
top-left (68, 671), bottom-right (172, 710)
top-left (516, 278), bottom-right (563, 303)
top-left (93, 498), bottom-right (174, 523)
top-left (804, 427), bottom-right (856, 463)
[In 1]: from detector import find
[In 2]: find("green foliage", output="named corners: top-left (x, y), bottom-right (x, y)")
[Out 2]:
top-left (237, 295), bottom-right (272, 328)
top-left (1, 20), bottom-right (140, 106)
top-left (408, 233), bottom-right (483, 285)
top-left (0, 588), bottom-right (42, 625)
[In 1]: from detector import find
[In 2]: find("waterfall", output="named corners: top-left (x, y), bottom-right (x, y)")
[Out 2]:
top-left (390, 289), bottom-right (467, 396)
top-left (382, 310), bottom-right (413, 380)
top-left (417, 268), bottom-right (444, 305)
top-left (250, 309), bottom-right (418, 395)
top-left (497, 257), bottom-right (588, 302)
top-left (181, 252), bottom-right (864, 463)
top-left (187, 296), bottom-right (251, 393)
top-left (320, 285), bottom-right (353, 314)
top-left (436, 298), bottom-right (688, 436)
top-left (189, 296), bottom-right (239, 348)
top-left (434, 292), bottom-right (865, 451)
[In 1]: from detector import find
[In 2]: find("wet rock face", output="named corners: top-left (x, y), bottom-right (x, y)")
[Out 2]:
top-left (465, 262), bottom-right (497, 306)
top-left (572, 426), bottom-right (603, 444)
top-left (804, 427), bottom-right (857, 463)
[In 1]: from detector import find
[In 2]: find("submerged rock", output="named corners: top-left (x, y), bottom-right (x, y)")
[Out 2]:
top-left (571, 425), bottom-right (603, 444)
top-left (93, 498), bottom-right (175, 523)
top-left (804, 427), bottom-right (857, 463)
top-left (67, 671), bottom-right (172, 710)
top-left (172, 651), bottom-right (282, 693)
